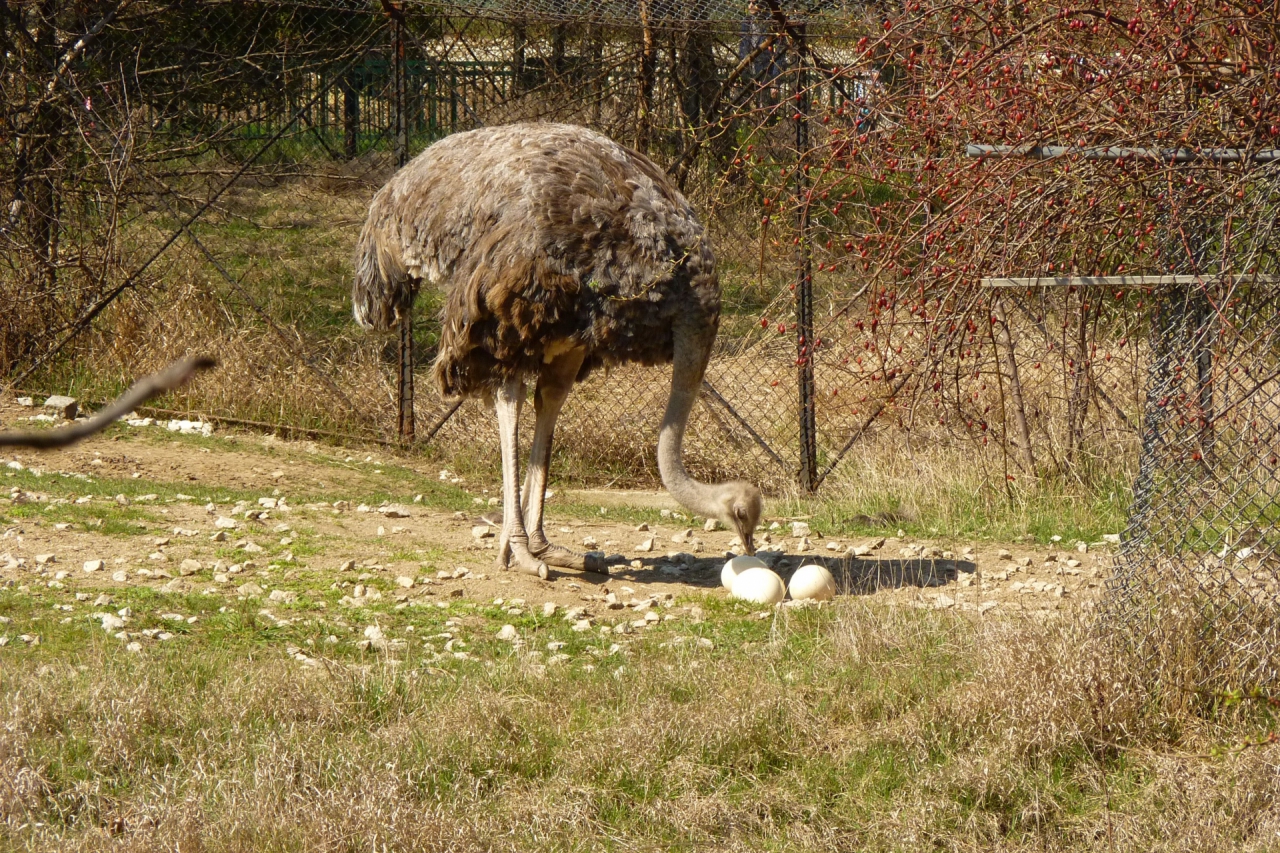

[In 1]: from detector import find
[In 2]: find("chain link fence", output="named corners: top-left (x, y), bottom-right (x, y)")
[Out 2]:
top-left (5, 0), bottom-right (1280, 690)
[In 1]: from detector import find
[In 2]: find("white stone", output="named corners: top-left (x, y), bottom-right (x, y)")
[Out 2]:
top-left (542, 601), bottom-right (557, 617)
top-left (83, 559), bottom-right (104, 573)
top-left (215, 517), bottom-right (238, 529)
top-left (268, 589), bottom-right (297, 603)
top-left (43, 395), bottom-right (77, 419)
top-left (635, 537), bottom-right (654, 552)
top-left (471, 525), bottom-right (494, 540)
top-left (100, 614), bottom-right (125, 631)
top-left (571, 619), bottom-right (592, 633)
top-left (179, 559), bottom-right (202, 576)
top-left (395, 575), bottom-right (414, 588)
top-left (790, 521), bottom-right (812, 538)
top-left (496, 624), bottom-right (519, 642)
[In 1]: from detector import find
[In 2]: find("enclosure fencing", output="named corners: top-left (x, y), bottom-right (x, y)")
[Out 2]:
top-left (4, 0), bottom-right (1280, 691)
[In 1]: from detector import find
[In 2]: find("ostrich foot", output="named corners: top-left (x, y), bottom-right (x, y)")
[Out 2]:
top-left (497, 536), bottom-right (548, 579)
top-left (532, 542), bottom-right (609, 574)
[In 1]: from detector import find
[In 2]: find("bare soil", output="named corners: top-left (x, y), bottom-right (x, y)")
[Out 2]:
top-left (0, 400), bottom-right (1111, 618)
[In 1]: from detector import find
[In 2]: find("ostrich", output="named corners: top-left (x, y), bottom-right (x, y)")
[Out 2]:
top-left (352, 123), bottom-right (762, 578)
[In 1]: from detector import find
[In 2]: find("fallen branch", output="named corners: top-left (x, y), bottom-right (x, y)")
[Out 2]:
top-left (0, 356), bottom-right (215, 449)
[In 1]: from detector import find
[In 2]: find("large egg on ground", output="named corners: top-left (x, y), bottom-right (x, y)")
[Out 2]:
top-left (731, 567), bottom-right (786, 605)
top-left (721, 554), bottom-right (768, 589)
top-left (788, 564), bottom-right (836, 601)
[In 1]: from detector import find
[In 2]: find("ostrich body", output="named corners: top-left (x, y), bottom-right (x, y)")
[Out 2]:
top-left (353, 123), bottom-right (761, 578)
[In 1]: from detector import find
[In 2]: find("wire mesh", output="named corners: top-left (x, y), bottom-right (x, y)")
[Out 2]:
top-left (1105, 272), bottom-right (1280, 694)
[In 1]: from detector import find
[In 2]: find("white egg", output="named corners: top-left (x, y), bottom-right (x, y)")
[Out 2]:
top-left (788, 564), bottom-right (836, 601)
top-left (721, 554), bottom-right (768, 589)
top-left (731, 567), bottom-right (786, 605)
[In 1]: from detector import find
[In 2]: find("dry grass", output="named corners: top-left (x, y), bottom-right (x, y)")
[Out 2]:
top-left (3, 596), bottom-right (1277, 852)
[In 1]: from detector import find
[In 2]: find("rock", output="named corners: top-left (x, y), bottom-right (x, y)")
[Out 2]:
top-left (471, 525), bottom-right (494, 540)
top-left (672, 529), bottom-right (693, 544)
top-left (237, 582), bottom-right (264, 597)
top-left (496, 624), bottom-right (519, 642)
top-left (242, 541), bottom-right (264, 554)
top-left (16, 396), bottom-right (32, 407)
top-left (997, 549), bottom-right (1012, 560)
top-left (1016, 557), bottom-right (1032, 567)
top-left (790, 521), bottom-right (812, 538)
top-left (1076, 542), bottom-right (1089, 553)
top-left (794, 537), bottom-right (812, 552)
top-left (635, 523), bottom-right (649, 532)
top-left (214, 517), bottom-right (238, 530)
top-left (1102, 533), bottom-right (1121, 544)
top-left (582, 535), bottom-right (598, 549)
top-left (542, 601), bottom-right (557, 618)
top-left (43, 395), bottom-right (77, 419)
top-left (179, 559), bottom-right (202, 576)
top-left (100, 613), bottom-right (125, 631)
top-left (83, 559), bottom-right (104, 573)
top-left (126, 642), bottom-right (142, 653)
top-left (210, 531), bottom-right (228, 542)
top-left (268, 589), bottom-right (297, 603)
top-left (339, 560), bottom-right (356, 571)
top-left (395, 575), bottom-right (414, 589)
top-left (571, 619), bottom-right (592, 632)
top-left (635, 537), bottom-right (654, 553)
top-left (381, 505), bottom-right (411, 519)
top-left (696, 637), bottom-right (714, 650)
top-left (703, 518), bottom-right (719, 532)
top-left (933, 593), bottom-right (956, 609)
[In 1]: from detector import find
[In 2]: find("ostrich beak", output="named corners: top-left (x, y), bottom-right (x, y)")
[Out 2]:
top-left (739, 525), bottom-right (756, 556)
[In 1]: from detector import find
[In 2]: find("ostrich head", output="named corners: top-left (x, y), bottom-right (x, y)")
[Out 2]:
top-left (716, 480), bottom-right (763, 555)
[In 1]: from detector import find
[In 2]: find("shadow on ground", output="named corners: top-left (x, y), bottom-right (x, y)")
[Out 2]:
top-left (598, 552), bottom-right (977, 594)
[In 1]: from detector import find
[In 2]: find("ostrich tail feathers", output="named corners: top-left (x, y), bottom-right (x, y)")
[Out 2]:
top-left (352, 223), bottom-right (409, 331)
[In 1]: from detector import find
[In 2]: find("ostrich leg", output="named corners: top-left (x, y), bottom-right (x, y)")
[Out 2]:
top-left (521, 350), bottom-right (608, 573)
top-left (494, 378), bottom-right (548, 579)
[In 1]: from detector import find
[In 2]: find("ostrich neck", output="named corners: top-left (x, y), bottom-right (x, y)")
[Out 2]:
top-left (657, 325), bottom-right (723, 517)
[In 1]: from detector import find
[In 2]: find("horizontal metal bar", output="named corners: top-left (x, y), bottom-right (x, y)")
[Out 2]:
top-left (982, 274), bottom-right (1280, 288)
top-left (966, 143), bottom-right (1280, 163)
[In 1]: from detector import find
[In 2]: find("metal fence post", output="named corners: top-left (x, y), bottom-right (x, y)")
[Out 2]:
top-left (391, 3), bottom-right (414, 443)
top-left (793, 21), bottom-right (817, 492)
